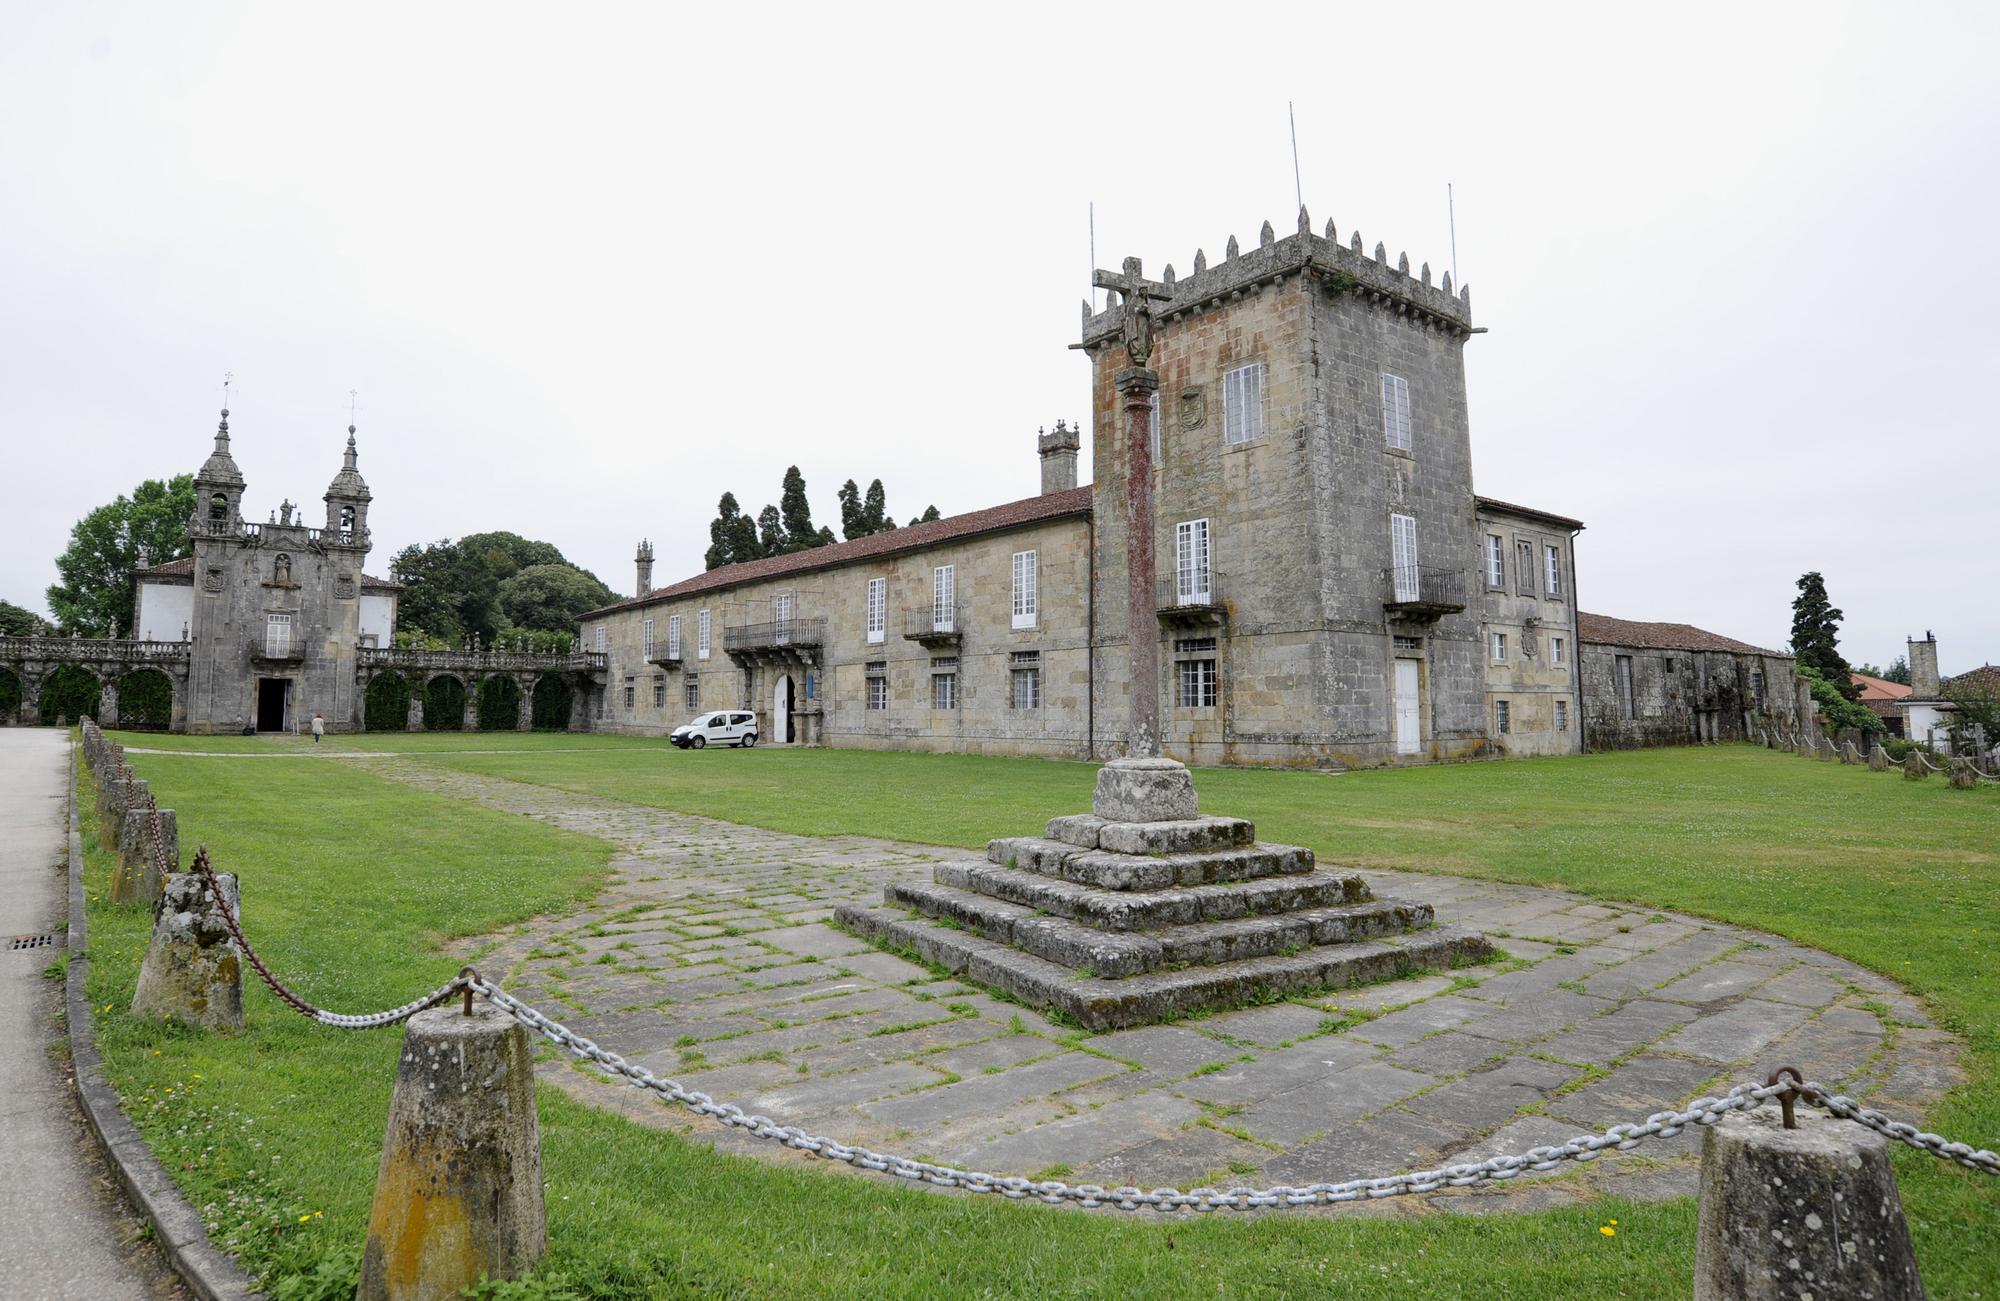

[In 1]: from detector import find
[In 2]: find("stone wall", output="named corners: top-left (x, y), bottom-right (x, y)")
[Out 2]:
top-left (1580, 643), bottom-right (1803, 749)
top-left (1476, 505), bottom-right (1582, 759)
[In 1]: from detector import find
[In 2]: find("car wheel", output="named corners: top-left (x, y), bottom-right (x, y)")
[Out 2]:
top-left (691, 735), bottom-right (706, 749)
top-left (742, 732), bottom-right (756, 747)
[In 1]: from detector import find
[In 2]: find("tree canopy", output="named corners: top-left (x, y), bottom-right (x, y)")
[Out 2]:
top-left (703, 468), bottom-right (916, 569)
top-left (0, 600), bottom-right (49, 637)
top-left (1790, 572), bottom-right (1859, 702)
top-left (392, 533), bottom-right (609, 645)
top-left (47, 474), bottom-right (197, 635)
top-left (1854, 656), bottom-right (1911, 685)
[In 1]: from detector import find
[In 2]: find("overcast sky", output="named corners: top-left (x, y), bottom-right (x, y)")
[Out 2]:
top-left (3, 4), bottom-right (1994, 672)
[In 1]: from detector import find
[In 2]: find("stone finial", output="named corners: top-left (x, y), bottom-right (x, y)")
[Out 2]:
top-left (1349, 231), bottom-right (1362, 253)
top-left (1442, 270), bottom-right (1453, 294)
top-left (1459, 284), bottom-right (1471, 305)
top-left (1259, 220), bottom-right (1275, 248)
top-left (1420, 262), bottom-right (1431, 286)
top-left (1162, 264), bottom-right (1176, 286)
top-left (1193, 249), bottom-right (1207, 273)
top-left (1397, 251), bottom-right (1409, 273)
top-left (1081, 298), bottom-right (1092, 328)
top-left (1324, 218), bottom-right (1336, 241)
top-left (1225, 235), bottom-right (1239, 260)
top-left (1373, 242), bottom-right (1387, 264)
top-left (1297, 206), bottom-right (1311, 236)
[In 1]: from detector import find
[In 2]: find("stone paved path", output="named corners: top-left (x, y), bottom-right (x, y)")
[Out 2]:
top-left (385, 762), bottom-right (1964, 1213)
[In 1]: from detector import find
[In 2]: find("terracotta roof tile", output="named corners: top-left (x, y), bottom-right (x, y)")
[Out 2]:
top-left (580, 486), bottom-right (1095, 620)
top-left (1577, 611), bottom-right (1790, 657)
top-left (1851, 672), bottom-right (1913, 703)
top-left (1473, 495), bottom-right (1585, 530)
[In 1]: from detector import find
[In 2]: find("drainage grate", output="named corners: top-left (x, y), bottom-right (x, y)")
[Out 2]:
top-left (9, 934), bottom-right (56, 951)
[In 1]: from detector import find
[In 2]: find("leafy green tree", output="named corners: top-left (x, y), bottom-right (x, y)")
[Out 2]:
top-left (458, 531), bottom-right (569, 582)
top-left (497, 564), bottom-right (615, 633)
top-left (1790, 572), bottom-right (1859, 702)
top-left (1943, 670), bottom-right (1999, 755)
top-left (37, 664), bottom-right (101, 722)
top-left (0, 600), bottom-right (48, 637)
top-left (705, 493), bottom-right (762, 570)
top-left (391, 533), bottom-right (604, 645)
top-left (46, 474), bottom-right (197, 635)
top-left (1799, 665), bottom-right (1880, 733)
top-left (907, 504), bottom-right (941, 527)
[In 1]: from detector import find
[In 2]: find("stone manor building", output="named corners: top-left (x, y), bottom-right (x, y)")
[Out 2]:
top-left (580, 212), bottom-right (1596, 767)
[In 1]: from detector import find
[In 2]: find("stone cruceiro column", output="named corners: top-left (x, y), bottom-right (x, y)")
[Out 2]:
top-left (1694, 1108), bottom-right (1923, 1300)
top-left (130, 870), bottom-right (244, 1031)
top-left (359, 1002), bottom-right (546, 1300)
top-left (111, 806), bottom-right (177, 906)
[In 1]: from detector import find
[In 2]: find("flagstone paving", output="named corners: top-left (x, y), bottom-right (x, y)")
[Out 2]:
top-left (385, 762), bottom-right (1962, 1212)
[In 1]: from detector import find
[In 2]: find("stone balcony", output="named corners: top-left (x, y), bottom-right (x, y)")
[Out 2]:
top-left (903, 606), bottom-right (963, 647)
top-left (1382, 566), bottom-right (1467, 621)
top-left (1157, 570), bottom-right (1225, 626)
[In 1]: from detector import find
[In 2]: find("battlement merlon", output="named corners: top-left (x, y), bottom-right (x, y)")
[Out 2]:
top-left (1077, 210), bottom-right (1474, 352)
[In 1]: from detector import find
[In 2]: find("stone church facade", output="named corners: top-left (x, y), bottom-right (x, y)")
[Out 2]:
top-left (580, 213), bottom-right (1594, 767)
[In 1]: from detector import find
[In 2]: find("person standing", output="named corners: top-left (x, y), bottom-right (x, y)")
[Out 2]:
top-left (310, 712), bottom-right (325, 744)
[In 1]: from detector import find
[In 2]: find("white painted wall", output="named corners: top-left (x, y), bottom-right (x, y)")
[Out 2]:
top-left (1907, 702), bottom-right (1956, 753)
top-left (359, 591), bottom-right (397, 646)
top-left (135, 581), bottom-right (192, 642)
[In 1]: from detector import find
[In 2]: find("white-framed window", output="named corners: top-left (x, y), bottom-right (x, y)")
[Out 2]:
top-left (653, 678), bottom-right (666, 708)
top-left (642, 618), bottom-right (654, 660)
top-left (1012, 550), bottom-right (1038, 629)
top-left (865, 661), bottom-right (887, 711)
top-left (1380, 372), bottom-right (1412, 451)
top-left (865, 577), bottom-right (886, 644)
top-left (1222, 362), bottom-right (1265, 445)
top-left (932, 565), bottom-right (956, 632)
top-left (1544, 544), bottom-right (1562, 597)
top-left (931, 656), bottom-right (959, 710)
top-left (684, 672), bottom-right (699, 710)
top-left (1148, 390), bottom-right (1161, 462)
top-left (697, 609), bottom-right (711, 659)
top-left (1178, 657), bottom-right (1218, 708)
top-left (1489, 631), bottom-right (1508, 661)
top-left (1485, 534), bottom-right (1505, 588)
top-left (1010, 651), bottom-right (1041, 710)
top-left (1555, 699), bottom-right (1569, 732)
top-left (1390, 513), bottom-right (1419, 602)
top-left (1494, 699), bottom-right (1511, 734)
top-left (593, 624), bottom-right (606, 654)
top-left (667, 614), bottom-right (682, 660)
top-left (772, 592), bottom-right (793, 644)
top-left (265, 613), bottom-right (291, 657)
top-left (1175, 518), bottom-right (1212, 604)
top-left (1551, 635), bottom-right (1567, 666)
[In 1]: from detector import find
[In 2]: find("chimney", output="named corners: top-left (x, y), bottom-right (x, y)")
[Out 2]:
top-left (635, 539), bottom-right (654, 598)
top-left (1908, 631), bottom-right (1940, 698)
top-left (1037, 419), bottom-right (1080, 494)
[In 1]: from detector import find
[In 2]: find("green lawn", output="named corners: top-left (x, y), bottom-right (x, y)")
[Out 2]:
top-left (108, 728), bottom-right (664, 754)
top-left (85, 738), bottom-right (2000, 1297)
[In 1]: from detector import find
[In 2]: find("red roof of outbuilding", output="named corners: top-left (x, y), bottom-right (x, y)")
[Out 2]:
top-left (1577, 612), bottom-right (1789, 657)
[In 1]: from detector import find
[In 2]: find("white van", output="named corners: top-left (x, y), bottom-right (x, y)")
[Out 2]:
top-left (670, 710), bottom-right (759, 749)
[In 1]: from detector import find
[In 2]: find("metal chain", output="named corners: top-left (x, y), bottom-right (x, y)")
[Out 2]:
top-left (189, 845), bottom-right (464, 1028)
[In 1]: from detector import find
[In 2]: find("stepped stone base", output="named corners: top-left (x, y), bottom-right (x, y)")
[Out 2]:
top-left (834, 759), bottom-right (1494, 1031)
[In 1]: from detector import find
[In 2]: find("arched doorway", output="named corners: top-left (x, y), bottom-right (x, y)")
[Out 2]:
top-left (477, 676), bottom-right (520, 731)
top-left (531, 674), bottom-right (571, 731)
top-left (0, 668), bottom-right (21, 724)
top-left (38, 664), bottom-right (100, 725)
top-left (772, 673), bottom-right (794, 745)
top-left (424, 675), bottom-right (467, 732)
top-left (118, 669), bottom-right (174, 731)
top-left (364, 672), bottom-right (410, 731)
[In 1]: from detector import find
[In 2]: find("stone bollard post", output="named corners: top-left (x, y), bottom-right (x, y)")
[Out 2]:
top-left (1948, 760), bottom-right (1977, 790)
top-left (131, 871), bottom-right (244, 1031)
top-left (100, 775), bottom-right (146, 847)
top-left (1695, 1108), bottom-right (1922, 1299)
top-left (1902, 752), bottom-right (1928, 781)
top-left (1869, 746), bottom-right (1890, 772)
top-left (111, 808), bottom-right (178, 906)
top-left (358, 1003), bottom-right (547, 1300)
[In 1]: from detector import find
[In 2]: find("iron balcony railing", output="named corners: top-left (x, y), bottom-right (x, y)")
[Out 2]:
top-left (249, 637), bottom-right (304, 663)
top-left (1157, 569), bottom-right (1224, 613)
top-left (1382, 565), bottom-right (1468, 614)
top-left (904, 606), bottom-right (964, 641)
top-left (357, 647), bottom-right (608, 672)
top-left (724, 617), bottom-right (826, 653)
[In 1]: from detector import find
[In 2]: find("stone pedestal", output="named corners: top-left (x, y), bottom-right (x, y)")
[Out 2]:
top-left (1092, 757), bottom-right (1200, 824)
top-left (1695, 1109), bottom-right (1922, 1300)
top-left (359, 1004), bottom-right (547, 1300)
top-left (131, 871), bottom-right (244, 1031)
top-left (111, 808), bottom-right (176, 906)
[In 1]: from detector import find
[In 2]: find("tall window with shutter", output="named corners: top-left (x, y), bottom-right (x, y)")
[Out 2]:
top-left (1380, 373), bottom-right (1412, 451)
top-left (866, 578), bottom-right (886, 644)
top-left (1175, 519), bottom-right (1211, 604)
top-left (697, 609), bottom-right (711, 659)
top-left (1012, 550), bottom-right (1037, 629)
top-left (593, 624), bottom-right (606, 654)
top-left (1485, 535), bottom-right (1505, 588)
top-left (642, 618), bottom-right (654, 660)
top-left (772, 592), bottom-right (793, 644)
top-left (265, 613), bottom-right (291, 657)
top-left (1222, 363), bottom-right (1264, 446)
top-left (932, 565), bottom-right (956, 633)
top-left (1544, 544), bottom-right (1562, 597)
top-left (1390, 513), bottom-right (1420, 602)
top-left (667, 614), bottom-right (681, 660)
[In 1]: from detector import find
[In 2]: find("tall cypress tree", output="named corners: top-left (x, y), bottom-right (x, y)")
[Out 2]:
top-left (861, 479), bottom-right (890, 534)
top-left (705, 492), bottom-right (746, 570)
top-left (779, 466), bottom-right (826, 552)
top-left (837, 479), bottom-right (864, 541)
top-left (756, 504), bottom-right (785, 558)
top-left (1791, 572), bottom-right (1860, 701)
